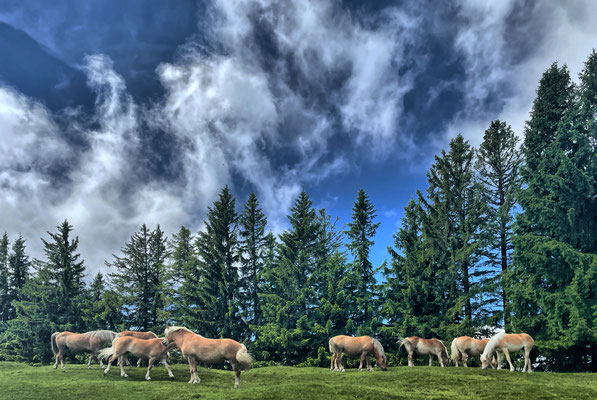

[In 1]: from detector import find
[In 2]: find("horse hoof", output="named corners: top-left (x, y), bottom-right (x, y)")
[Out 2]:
top-left (87, 366), bottom-right (91, 369)
top-left (145, 377), bottom-right (151, 381)
top-left (169, 376), bottom-right (175, 380)
top-left (235, 384), bottom-right (240, 389)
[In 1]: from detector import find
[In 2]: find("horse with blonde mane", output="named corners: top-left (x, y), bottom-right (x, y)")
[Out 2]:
top-left (451, 336), bottom-right (497, 367)
top-left (328, 335), bottom-right (387, 372)
top-left (480, 332), bottom-right (534, 372)
top-left (51, 330), bottom-right (119, 369)
top-left (99, 336), bottom-right (177, 380)
top-left (399, 336), bottom-right (449, 367)
top-left (163, 326), bottom-right (252, 388)
top-left (119, 330), bottom-right (158, 367)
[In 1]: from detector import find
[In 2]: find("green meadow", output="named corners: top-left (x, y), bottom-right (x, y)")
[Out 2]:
top-left (0, 362), bottom-right (595, 400)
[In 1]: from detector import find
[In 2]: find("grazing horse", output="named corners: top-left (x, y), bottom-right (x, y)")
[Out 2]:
top-left (163, 326), bottom-right (252, 388)
top-left (99, 336), bottom-right (177, 381)
top-left (51, 330), bottom-right (119, 369)
top-left (119, 331), bottom-right (158, 367)
top-left (399, 336), bottom-right (450, 367)
top-left (451, 336), bottom-right (497, 367)
top-left (481, 332), bottom-right (534, 372)
top-left (328, 335), bottom-right (387, 372)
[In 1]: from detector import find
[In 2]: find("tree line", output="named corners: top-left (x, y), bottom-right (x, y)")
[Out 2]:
top-left (1, 50), bottom-right (596, 371)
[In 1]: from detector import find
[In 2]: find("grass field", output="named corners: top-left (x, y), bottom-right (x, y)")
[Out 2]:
top-left (0, 362), bottom-right (596, 400)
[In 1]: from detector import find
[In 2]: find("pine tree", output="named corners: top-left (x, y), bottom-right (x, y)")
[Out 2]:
top-left (167, 226), bottom-right (198, 327)
top-left (418, 134), bottom-right (486, 329)
top-left (41, 221), bottom-right (85, 330)
top-left (238, 193), bottom-right (270, 332)
top-left (6, 235), bottom-right (31, 321)
top-left (108, 224), bottom-right (168, 332)
top-left (345, 189), bottom-right (380, 334)
top-left (195, 186), bottom-right (240, 338)
top-left (475, 120), bottom-right (522, 327)
top-left (0, 233), bottom-right (9, 323)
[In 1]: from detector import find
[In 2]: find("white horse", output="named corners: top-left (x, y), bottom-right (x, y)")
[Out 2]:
top-left (480, 332), bottom-right (534, 372)
top-left (51, 330), bottom-right (119, 369)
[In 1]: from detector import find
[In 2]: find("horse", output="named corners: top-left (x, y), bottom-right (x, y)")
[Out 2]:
top-left (480, 332), bottom-right (534, 372)
top-left (328, 335), bottom-right (387, 372)
top-left (162, 326), bottom-right (252, 388)
top-left (451, 336), bottom-right (497, 367)
top-left (51, 330), bottom-right (119, 369)
top-left (119, 330), bottom-right (158, 367)
top-left (99, 336), bottom-right (177, 381)
top-left (398, 336), bottom-right (450, 367)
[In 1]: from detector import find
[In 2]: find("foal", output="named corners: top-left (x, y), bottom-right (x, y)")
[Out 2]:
top-left (100, 336), bottom-right (177, 380)
top-left (399, 336), bottom-right (450, 367)
top-left (119, 330), bottom-right (158, 367)
top-left (328, 335), bottom-right (387, 372)
top-left (163, 326), bottom-right (252, 388)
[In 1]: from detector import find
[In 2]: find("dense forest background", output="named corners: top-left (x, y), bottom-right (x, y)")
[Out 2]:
top-left (1, 50), bottom-right (596, 372)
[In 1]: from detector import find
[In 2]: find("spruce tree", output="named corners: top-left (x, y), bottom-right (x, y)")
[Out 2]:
top-left (475, 120), bottom-right (522, 327)
top-left (418, 134), bottom-right (486, 329)
top-left (195, 186), bottom-right (240, 338)
top-left (168, 226), bottom-right (199, 327)
top-left (109, 224), bottom-right (168, 332)
top-left (41, 221), bottom-right (85, 330)
top-left (6, 235), bottom-right (31, 321)
top-left (238, 193), bottom-right (270, 332)
top-left (0, 233), bottom-right (9, 323)
top-left (345, 189), bottom-right (380, 334)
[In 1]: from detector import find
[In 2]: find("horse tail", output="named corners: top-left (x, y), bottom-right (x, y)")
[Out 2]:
top-left (98, 341), bottom-right (117, 361)
top-left (328, 337), bottom-right (337, 354)
top-left (236, 344), bottom-right (253, 371)
top-left (51, 332), bottom-right (60, 355)
top-left (397, 337), bottom-right (405, 352)
top-left (450, 338), bottom-right (460, 364)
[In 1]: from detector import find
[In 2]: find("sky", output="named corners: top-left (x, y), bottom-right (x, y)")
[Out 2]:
top-left (1, 0), bottom-right (596, 279)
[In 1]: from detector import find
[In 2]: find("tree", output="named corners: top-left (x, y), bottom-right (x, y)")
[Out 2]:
top-left (345, 189), bottom-right (380, 334)
top-left (5, 235), bottom-right (31, 321)
top-left (418, 134), bottom-right (486, 329)
top-left (238, 193), bottom-right (270, 332)
top-left (511, 54), bottom-right (597, 371)
top-left (0, 233), bottom-right (9, 323)
top-left (195, 186), bottom-right (240, 338)
top-left (476, 120), bottom-right (522, 327)
top-left (108, 224), bottom-right (168, 332)
top-left (167, 226), bottom-right (198, 327)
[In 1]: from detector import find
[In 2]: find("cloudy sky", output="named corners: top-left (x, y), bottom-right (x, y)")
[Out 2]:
top-left (1, 0), bottom-right (596, 278)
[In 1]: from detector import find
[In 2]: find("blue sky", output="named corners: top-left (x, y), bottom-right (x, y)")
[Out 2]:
top-left (1, 0), bottom-right (596, 277)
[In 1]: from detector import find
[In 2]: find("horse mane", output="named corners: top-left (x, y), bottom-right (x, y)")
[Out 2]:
top-left (164, 326), bottom-right (197, 337)
top-left (483, 332), bottom-right (506, 357)
top-left (83, 330), bottom-right (118, 342)
top-left (372, 338), bottom-right (385, 358)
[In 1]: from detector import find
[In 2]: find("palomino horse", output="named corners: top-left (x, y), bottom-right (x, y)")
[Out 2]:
top-left (451, 336), bottom-right (497, 367)
top-left (399, 336), bottom-right (450, 367)
top-left (328, 335), bottom-right (387, 372)
top-left (120, 330), bottom-right (158, 367)
top-left (99, 336), bottom-right (177, 381)
top-left (481, 332), bottom-right (534, 372)
top-left (51, 330), bottom-right (118, 369)
top-left (163, 326), bottom-right (252, 388)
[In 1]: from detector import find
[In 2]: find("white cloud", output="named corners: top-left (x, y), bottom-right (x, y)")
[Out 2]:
top-left (447, 0), bottom-right (597, 147)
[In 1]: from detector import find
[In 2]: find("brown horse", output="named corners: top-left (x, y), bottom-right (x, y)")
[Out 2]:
top-left (399, 336), bottom-right (450, 367)
top-left (120, 331), bottom-right (158, 367)
top-left (163, 326), bottom-right (252, 388)
top-left (451, 336), bottom-right (497, 367)
top-left (51, 330), bottom-right (119, 369)
top-left (99, 336), bottom-right (177, 380)
top-left (328, 335), bottom-right (387, 372)
top-left (481, 332), bottom-right (534, 372)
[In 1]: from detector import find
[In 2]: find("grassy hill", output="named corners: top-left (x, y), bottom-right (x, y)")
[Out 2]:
top-left (0, 362), bottom-right (595, 400)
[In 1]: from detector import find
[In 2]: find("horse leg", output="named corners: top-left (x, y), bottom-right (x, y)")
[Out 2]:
top-left (502, 348), bottom-right (514, 372)
top-left (367, 353), bottom-right (373, 372)
top-left (58, 348), bottom-right (65, 369)
top-left (161, 356), bottom-right (175, 379)
top-left (496, 351), bottom-right (503, 369)
top-left (231, 361), bottom-right (241, 388)
top-left (524, 346), bottom-right (532, 373)
top-left (429, 355), bottom-right (433, 366)
top-left (462, 352), bottom-right (468, 367)
top-left (137, 358), bottom-right (142, 368)
top-left (408, 351), bottom-right (414, 367)
top-left (330, 353), bottom-right (336, 371)
top-left (188, 357), bottom-right (199, 384)
top-left (339, 354), bottom-right (345, 372)
top-left (118, 355), bottom-right (129, 377)
top-left (359, 352), bottom-right (366, 371)
top-left (104, 353), bottom-right (115, 376)
top-left (145, 357), bottom-right (156, 381)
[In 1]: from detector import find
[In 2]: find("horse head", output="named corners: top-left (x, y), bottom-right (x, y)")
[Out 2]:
top-left (480, 353), bottom-right (491, 370)
top-left (372, 339), bottom-right (388, 371)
